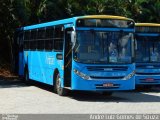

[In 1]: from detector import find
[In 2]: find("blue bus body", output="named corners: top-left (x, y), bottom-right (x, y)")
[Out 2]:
top-left (15, 15), bottom-right (135, 95)
top-left (135, 23), bottom-right (160, 86)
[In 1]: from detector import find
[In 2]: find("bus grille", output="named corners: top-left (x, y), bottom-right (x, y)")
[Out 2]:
top-left (90, 76), bottom-right (124, 80)
top-left (136, 72), bottom-right (160, 75)
top-left (136, 65), bottom-right (160, 69)
top-left (86, 66), bottom-right (128, 71)
top-left (139, 79), bottom-right (160, 83)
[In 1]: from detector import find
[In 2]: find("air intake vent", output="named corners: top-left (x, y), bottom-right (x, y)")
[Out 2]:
top-left (136, 72), bottom-right (160, 75)
top-left (86, 66), bottom-right (128, 71)
top-left (140, 79), bottom-right (160, 83)
top-left (90, 76), bottom-right (124, 79)
top-left (136, 65), bottom-right (160, 69)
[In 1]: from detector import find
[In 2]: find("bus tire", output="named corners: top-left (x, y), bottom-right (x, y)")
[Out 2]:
top-left (54, 72), bottom-right (67, 96)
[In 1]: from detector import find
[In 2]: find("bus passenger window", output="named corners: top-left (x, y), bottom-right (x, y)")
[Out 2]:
top-left (54, 26), bottom-right (64, 51)
top-left (45, 27), bottom-right (54, 51)
top-left (54, 40), bottom-right (63, 50)
top-left (30, 30), bottom-right (37, 50)
top-left (37, 28), bottom-right (45, 50)
top-left (24, 31), bottom-right (30, 50)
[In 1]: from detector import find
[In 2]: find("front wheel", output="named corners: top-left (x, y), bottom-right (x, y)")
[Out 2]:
top-left (54, 72), bottom-right (67, 96)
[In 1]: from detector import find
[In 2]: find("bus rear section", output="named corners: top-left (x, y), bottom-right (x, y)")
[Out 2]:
top-left (13, 29), bottom-right (24, 76)
top-left (135, 23), bottom-right (160, 87)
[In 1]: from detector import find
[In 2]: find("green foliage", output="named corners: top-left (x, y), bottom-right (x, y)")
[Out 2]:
top-left (0, 0), bottom-right (17, 63)
top-left (137, 0), bottom-right (160, 22)
top-left (0, 0), bottom-right (160, 67)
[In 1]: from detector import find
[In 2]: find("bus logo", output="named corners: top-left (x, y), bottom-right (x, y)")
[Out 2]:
top-left (104, 68), bottom-right (113, 71)
top-left (46, 56), bottom-right (54, 65)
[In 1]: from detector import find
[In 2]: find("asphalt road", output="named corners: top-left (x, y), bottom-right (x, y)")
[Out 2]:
top-left (0, 78), bottom-right (160, 114)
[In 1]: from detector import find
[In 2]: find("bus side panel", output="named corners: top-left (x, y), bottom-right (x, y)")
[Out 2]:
top-left (25, 51), bottom-right (64, 86)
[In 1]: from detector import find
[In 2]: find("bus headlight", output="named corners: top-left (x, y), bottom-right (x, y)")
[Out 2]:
top-left (122, 70), bottom-right (135, 80)
top-left (74, 69), bottom-right (91, 80)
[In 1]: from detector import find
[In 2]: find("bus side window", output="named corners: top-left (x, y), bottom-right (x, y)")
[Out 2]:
top-left (37, 28), bottom-right (45, 50)
top-left (30, 30), bottom-right (37, 50)
top-left (45, 27), bottom-right (54, 51)
top-left (24, 30), bottom-right (30, 50)
top-left (17, 32), bottom-right (24, 52)
top-left (54, 26), bottom-right (64, 51)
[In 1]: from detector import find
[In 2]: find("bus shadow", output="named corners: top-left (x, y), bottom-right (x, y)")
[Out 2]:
top-left (135, 86), bottom-right (160, 93)
top-left (27, 80), bottom-right (160, 103)
top-left (68, 91), bottom-right (128, 102)
top-left (68, 90), bottom-right (160, 103)
top-left (0, 76), bottom-right (27, 88)
top-left (3, 78), bottom-right (159, 103)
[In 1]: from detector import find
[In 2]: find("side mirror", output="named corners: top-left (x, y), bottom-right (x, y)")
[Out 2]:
top-left (128, 21), bottom-right (134, 28)
top-left (71, 31), bottom-right (76, 49)
top-left (56, 53), bottom-right (63, 60)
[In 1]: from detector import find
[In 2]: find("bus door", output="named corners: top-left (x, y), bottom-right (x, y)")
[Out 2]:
top-left (64, 28), bottom-right (73, 87)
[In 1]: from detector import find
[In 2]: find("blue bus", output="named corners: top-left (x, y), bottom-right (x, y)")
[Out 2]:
top-left (135, 23), bottom-right (160, 87)
top-left (15, 15), bottom-right (135, 96)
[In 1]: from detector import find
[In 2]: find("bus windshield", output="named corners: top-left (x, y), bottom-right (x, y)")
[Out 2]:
top-left (135, 36), bottom-right (160, 63)
top-left (73, 31), bottom-right (133, 64)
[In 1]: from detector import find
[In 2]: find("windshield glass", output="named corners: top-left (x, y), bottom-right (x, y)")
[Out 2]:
top-left (135, 36), bottom-right (160, 63)
top-left (73, 31), bottom-right (133, 64)
top-left (76, 19), bottom-right (134, 28)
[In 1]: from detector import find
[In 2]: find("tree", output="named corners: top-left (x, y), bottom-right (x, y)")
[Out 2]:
top-left (0, 0), bottom-right (17, 65)
top-left (137, 0), bottom-right (160, 22)
top-left (0, 0), bottom-right (160, 71)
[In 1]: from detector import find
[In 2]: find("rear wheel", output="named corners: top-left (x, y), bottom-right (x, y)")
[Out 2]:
top-left (54, 72), bottom-right (67, 96)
